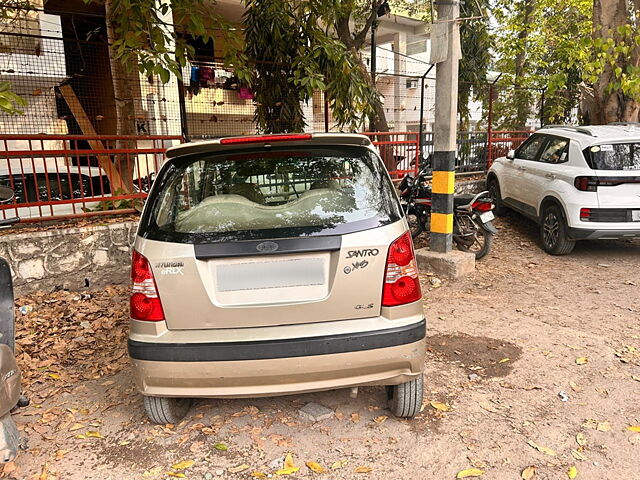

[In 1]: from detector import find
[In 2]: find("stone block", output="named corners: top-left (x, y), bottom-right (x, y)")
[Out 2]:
top-left (299, 402), bottom-right (334, 422)
top-left (415, 248), bottom-right (475, 280)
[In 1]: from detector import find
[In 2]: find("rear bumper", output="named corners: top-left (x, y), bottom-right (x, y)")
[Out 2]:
top-left (129, 320), bottom-right (426, 398)
top-left (568, 227), bottom-right (640, 240)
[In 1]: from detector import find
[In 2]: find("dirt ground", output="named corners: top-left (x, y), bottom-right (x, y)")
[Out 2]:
top-left (4, 213), bottom-right (640, 480)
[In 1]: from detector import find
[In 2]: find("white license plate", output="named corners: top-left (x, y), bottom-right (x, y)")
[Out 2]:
top-left (479, 211), bottom-right (495, 223)
top-left (216, 258), bottom-right (325, 292)
top-left (633, 210), bottom-right (640, 221)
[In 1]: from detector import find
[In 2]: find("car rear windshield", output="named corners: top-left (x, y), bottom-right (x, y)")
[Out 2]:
top-left (583, 143), bottom-right (640, 170)
top-left (139, 145), bottom-right (401, 243)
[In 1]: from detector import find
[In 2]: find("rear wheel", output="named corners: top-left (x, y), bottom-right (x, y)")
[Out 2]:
top-left (487, 178), bottom-right (507, 216)
top-left (455, 225), bottom-right (493, 260)
top-left (388, 375), bottom-right (424, 418)
top-left (143, 396), bottom-right (193, 424)
top-left (541, 204), bottom-right (575, 255)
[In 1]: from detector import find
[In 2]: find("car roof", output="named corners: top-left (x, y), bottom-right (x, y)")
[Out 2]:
top-left (536, 124), bottom-right (640, 148)
top-left (165, 133), bottom-right (373, 159)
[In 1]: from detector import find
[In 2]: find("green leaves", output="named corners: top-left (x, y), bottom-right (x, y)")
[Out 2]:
top-left (0, 81), bottom-right (27, 115)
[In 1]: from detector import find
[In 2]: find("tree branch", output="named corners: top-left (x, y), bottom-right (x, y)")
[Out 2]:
top-left (351, 0), bottom-right (387, 51)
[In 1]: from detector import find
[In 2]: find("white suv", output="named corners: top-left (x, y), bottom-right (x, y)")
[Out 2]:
top-left (487, 125), bottom-right (640, 254)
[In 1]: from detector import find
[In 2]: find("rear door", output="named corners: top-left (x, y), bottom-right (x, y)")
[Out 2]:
top-left (139, 144), bottom-right (405, 330)
top-left (585, 143), bottom-right (640, 214)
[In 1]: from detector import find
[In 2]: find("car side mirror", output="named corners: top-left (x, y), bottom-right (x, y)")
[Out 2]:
top-left (506, 149), bottom-right (515, 160)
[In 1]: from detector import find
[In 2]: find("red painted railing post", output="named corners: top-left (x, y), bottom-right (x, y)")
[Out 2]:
top-left (487, 84), bottom-right (494, 170)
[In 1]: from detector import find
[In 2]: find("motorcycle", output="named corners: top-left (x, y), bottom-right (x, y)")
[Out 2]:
top-left (399, 169), bottom-right (497, 260)
top-left (0, 186), bottom-right (28, 464)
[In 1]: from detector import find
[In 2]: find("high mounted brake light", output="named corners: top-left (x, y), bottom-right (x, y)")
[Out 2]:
top-left (219, 134), bottom-right (312, 145)
top-left (130, 250), bottom-right (165, 322)
top-left (382, 232), bottom-right (422, 307)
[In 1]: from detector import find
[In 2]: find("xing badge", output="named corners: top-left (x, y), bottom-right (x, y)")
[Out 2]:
top-left (343, 260), bottom-right (369, 274)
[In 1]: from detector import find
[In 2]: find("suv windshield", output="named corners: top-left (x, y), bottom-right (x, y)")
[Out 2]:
top-left (140, 145), bottom-right (401, 243)
top-left (583, 143), bottom-right (640, 170)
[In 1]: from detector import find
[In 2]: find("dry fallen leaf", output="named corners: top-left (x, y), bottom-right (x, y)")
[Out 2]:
top-left (567, 465), bottom-right (578, 478)
top-left (142, 466), bottom-right (163, 477)
top-left (479, 401), bottom-right (500, 414)
top-left (331, 459), bottom-right (349, 470)
top-left (228, 464), bottom-right (250, 473)
top-left (166, 473), bottom-right (185, 478)
top-left (569, 381), bottom-right (582, 392)
top-left (527, 440), bottom-right (556, 456)
top-left (48, 373), bottom-right (61, 380)
top-left (576, 433), bottom-right (586, 446)
top-left (350, 413), bottom-right (360, 423)
top-left (85, 431), bottom-right (104, 439)
top-left (276, 453), bottom-right (300, 475)
top-left (171, 460), bottom-right (195, 470)
top-left (306, 461), bottom-right (326, 473)
top-left (373, 415), bottom-right (388, 424)
top-left (571, 449), bottom-right (587, 461)
top-left (68, 423), bottom-right (84, 432)
top-left (626, 425), bottom-right (640, 433)
top-left (456, 468), bottom-right (485, 478)
top-left (498, 358), bottom-right (510, 363)
top-left (214, 442), bottom-right (228, 451)
top-left (575, 357), bottom-right (588, 365)
top-left (430, 400), bottom-right (451, 412)
top-left (521, 466), bottom-right (536, 479)
top-left (596, 421), bottom-right (611, 432)
top-left (354, 466), bottom-right (373, 473)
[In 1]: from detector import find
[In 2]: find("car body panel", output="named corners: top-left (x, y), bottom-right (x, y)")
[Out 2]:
top-left (135, 218), bottom-right (408, 330)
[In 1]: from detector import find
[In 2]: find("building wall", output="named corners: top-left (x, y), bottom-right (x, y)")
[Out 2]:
top-left (0, 221), bottom-right (137, 296)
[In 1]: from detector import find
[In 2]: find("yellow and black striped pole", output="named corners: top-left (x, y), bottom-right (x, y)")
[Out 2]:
top-left (430, 152), bottom-right (455, 251)
top-left (429, 0), bottom-right (460, 253)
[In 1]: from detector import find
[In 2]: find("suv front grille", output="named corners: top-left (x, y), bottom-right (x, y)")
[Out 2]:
top-left (580, 208), bottom-right (640, 222)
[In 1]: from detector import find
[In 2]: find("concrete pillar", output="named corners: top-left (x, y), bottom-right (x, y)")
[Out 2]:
top-left (430, 0), bottom-right (461, 253)
top-left (393, 32), bottom-right (407, 131)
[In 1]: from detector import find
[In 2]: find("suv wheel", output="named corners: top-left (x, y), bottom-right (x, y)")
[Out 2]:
top-left (487, 178), bottom-right (507, 216)
top-left (388, 375), bottom-right (424, 418)
top-left (143, 396), bottom-right (193, 424)
top-left (541, 204), bottom-right (575, 255)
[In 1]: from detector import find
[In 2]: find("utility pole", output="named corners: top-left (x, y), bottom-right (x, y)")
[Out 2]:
top-left (430, 0), bottom-right (461, 253)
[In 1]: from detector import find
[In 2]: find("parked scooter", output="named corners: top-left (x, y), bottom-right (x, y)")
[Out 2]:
top-left (0, 186), bottom-right (27, 464)
top-left (399, 169), bottom-right (497, 259)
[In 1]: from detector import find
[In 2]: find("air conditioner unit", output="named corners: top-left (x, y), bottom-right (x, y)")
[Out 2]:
top-left (406, 79), bottom-right (419, 89)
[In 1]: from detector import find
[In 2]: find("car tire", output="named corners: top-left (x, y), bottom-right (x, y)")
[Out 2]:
top-left (487, 178), bottom-right (507, 217)
top-left (143, 396), bottom-right (193, 424)
top-left (388, 374), bottom-right (424, 418)
top-left (541, 204), bottom-right (575, 255)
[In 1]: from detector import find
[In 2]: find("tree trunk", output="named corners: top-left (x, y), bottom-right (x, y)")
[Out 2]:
top-left (591, 0), bottom-right (640, 123)
top-left (513, 0), bottom-right (535, 130)
top-left (105, 0), bottom-right (137, 193)
top-left (335, 3), bottom-right (393, 169)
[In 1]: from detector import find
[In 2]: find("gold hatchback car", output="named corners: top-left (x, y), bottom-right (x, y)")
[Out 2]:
top-left (128, 133), bottom-right (426, 423)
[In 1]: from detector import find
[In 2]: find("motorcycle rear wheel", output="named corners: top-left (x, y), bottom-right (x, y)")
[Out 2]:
top-left (454, 223), bottom-right (493, 260)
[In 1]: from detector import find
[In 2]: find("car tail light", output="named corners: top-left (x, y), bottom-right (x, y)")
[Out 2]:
top-left (382, 232), bottom-right (422, 307)
top-left (574, 176), bottom-right (599, 191)
top-left (130, 250), bottom-right (165, 321)
top-left (219, 134), bottom-right (312, 145)
top-left (473, 201), bottom-right (493, 212)
top-left (580, 208), bottom-right (591, 221)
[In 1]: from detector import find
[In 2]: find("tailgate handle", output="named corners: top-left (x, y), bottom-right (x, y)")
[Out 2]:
top-left (194, 235), bottom-right (342, 259)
